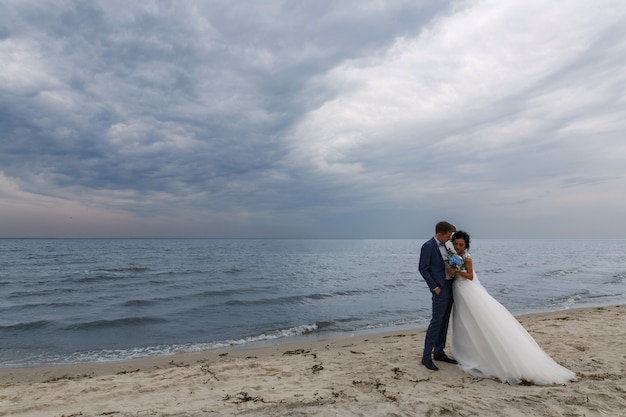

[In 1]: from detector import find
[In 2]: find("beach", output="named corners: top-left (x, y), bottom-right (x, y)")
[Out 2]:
top-left (1, 305), bottom-right (624, 416)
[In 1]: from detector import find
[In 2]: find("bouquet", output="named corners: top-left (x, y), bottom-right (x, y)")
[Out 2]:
top-left (446, 246), bottom-right (466, 271)
top-left (448, 254), bottom-right (465, 270)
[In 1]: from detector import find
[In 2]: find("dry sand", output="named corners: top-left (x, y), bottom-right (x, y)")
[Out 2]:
top-left (1, 305), bottom-right (625, 416)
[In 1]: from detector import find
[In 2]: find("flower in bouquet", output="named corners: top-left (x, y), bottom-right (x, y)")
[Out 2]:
top-left (448, 254), bottom-right (465, 270)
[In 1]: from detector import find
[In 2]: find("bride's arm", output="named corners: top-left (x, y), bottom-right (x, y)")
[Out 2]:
top-left (457, 257), bottom-right (474, 280)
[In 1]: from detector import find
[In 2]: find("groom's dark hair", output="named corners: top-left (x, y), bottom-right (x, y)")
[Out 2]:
top-left (435, 221), bottom-right (456, 234)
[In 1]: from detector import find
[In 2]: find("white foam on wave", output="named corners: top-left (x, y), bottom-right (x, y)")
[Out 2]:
top-left (3, 323), bottom-right (322, 368)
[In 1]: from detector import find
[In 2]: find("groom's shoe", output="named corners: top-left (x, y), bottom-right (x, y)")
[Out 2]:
top-left (421, 357), bottom-right (439, 371)
top-left (433, 352), bottom-right (458, 364)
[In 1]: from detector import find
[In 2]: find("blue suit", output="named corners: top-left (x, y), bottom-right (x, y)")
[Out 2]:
top-left (419, 236), bottom-right (454, 359)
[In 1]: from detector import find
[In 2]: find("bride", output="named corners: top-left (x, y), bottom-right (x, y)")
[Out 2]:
top-left (449, 231), bottom-right (576, 385)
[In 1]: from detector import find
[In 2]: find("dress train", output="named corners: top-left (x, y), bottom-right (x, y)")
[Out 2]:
top-left (451, 273), bottom-right (576, 385)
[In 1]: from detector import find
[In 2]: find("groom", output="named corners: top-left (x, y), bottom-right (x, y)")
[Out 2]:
top-left (419, 221), bottom-right (458, 371)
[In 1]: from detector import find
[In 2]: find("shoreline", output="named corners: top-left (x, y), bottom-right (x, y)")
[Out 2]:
top-left (0, 306), bottom-right (592, 381)
top-left (0, 305), bottom-right (619, 383)
top-left (0, 322), bottom-right (427, 384)
top-left (0, 303), bottom-right (612, 376)
top-left (2, 305), bottom-right (625, 416)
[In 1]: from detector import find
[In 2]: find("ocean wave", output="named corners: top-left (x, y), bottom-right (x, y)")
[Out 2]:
top-left (217, 323), bottom-right (320, 347)
top-left (543, 268), bottom-right (583, 277)
top-left (224, 294), bottom-right (325, 306)
top-left (0, 320), bottom-right (53, 331)
top-left (224, 289), bottom-right (369, 306)
top-left (69, 267), bottom-right (150, 283)
top-left (121, 287), bottom-right (263, 306)
top-left (0, 301), bottom-right (86, 312)
top-left (71, 274), bottom-right (130, 283)
top-left (606, 273), bottom-right (626, 284)
top-left (3, 322), bottom-right (322, 367)
top-left (548, 290), bottom-right (591, 307)
top-left (224, 267), bottom-right (247, 274)
top-left (313, 320), bottom-right (335, 329)
top-left (199, 288), bottom-right (260, 298)
top-left (122, 299), bottom-right (158, 307)
top-left (64, 316), bottom-right (168, 331)
top-left (94, 266), bottom-right (150, 273)
top-left (8, 287), bottom-right (78, 299)
top-left (150, 269), bottom-right (206, 277)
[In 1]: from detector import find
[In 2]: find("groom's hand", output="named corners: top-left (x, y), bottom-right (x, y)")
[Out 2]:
top-left (433, 287), bottom-right (441, 295)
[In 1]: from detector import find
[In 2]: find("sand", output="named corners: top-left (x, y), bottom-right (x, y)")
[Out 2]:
top-left (1, 305), bottom-right (625, 417)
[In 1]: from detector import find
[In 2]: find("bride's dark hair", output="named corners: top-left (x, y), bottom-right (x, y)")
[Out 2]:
top-left (451, 230), bottom-right (471, 250)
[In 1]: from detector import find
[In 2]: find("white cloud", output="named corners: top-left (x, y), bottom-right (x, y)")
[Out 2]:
top-left (285, 1), bottom-right (626, 201)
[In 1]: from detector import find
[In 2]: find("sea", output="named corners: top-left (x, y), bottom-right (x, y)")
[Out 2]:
top-left (1, 238), bottom-right (625, 369)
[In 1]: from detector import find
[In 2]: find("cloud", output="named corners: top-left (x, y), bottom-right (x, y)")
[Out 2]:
top-left (1, 0), bottom-right (626, 238)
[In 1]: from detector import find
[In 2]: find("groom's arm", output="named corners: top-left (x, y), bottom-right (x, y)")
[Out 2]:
top-left (419, 242), bottom-right (439, 292)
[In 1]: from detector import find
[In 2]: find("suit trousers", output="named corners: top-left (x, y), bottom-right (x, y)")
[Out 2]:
top-left (423, 278), bottom-right (454, 359)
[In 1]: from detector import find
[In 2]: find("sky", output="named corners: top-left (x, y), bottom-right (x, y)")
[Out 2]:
top-left (1, 0), bottom-right (626, 239)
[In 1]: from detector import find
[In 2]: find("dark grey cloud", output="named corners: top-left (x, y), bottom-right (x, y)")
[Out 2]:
top-left (1, 1), bottom-right (442, 198)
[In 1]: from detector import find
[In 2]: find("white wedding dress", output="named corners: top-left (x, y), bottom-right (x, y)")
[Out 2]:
top-left (451, 254), bottom-right (576, 385)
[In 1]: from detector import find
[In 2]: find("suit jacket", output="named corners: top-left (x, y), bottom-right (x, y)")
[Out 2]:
top-left (419, 237), bottom-right (447, 291)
